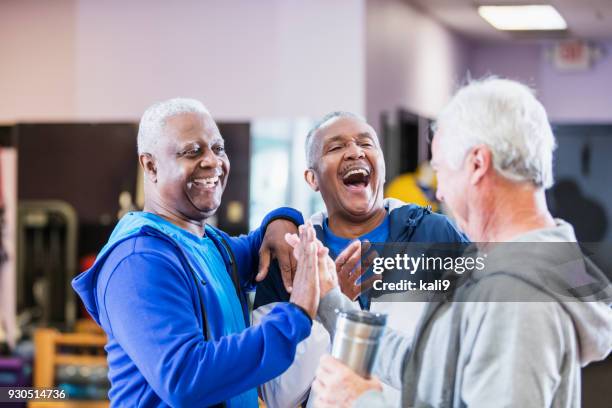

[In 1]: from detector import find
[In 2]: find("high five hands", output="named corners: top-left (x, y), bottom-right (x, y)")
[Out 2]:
top-left (286, 229), bottom-right (381, 302)
top-left (287, 222), bottom-right (338, 319)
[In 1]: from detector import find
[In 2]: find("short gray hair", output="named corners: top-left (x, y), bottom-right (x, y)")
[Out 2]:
top-left (305, 111), bottom-right (366, 168)
top-left (434, 77), bottom-right (556, 188)
top-left (137, 98), bottom-right (210, 155)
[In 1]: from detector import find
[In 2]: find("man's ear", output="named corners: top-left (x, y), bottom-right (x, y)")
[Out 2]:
top-left (304, 169), bottom-right (319, 192)
top-left (468, 145), bottom-right (492, 185)
top-left (139, 153), bottom-right (158, 183)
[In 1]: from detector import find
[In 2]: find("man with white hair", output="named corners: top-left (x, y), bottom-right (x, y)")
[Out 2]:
top-left (72, 98), bottom-right (322, 407)
top-left (309, 78), bottom-right (612, 407)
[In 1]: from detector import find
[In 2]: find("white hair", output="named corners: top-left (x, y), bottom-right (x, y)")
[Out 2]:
top-left (434, 77), bottom-right (556, 189)
top-left (305, 111), bottom-right (368, 168)
top-left (137, 97), bottom-right (210, 155)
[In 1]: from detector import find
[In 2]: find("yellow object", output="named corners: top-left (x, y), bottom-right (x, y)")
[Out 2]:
top-left (385, 163), bottom-right (438, 211)
top-left (31, 327), bottom-right (109, 408)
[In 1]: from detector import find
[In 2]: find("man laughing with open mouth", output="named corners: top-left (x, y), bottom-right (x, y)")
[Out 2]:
top-left (254, 111), bottom-right (468, 408)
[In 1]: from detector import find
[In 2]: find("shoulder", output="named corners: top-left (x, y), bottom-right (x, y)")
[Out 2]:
top-left (464, 275), bottom-right (570, 328)
top-left (97, 235), bottom-right (188, 288)
top-left (390, 204), bottom-right (468, 242)
top-left (104, 234), bottom-right (183, 267)
top-left (466, 273), bottom-right (560, 304)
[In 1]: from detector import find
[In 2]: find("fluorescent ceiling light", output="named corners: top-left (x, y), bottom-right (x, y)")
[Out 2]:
top-left (478, 5), bottom-right (567, 31)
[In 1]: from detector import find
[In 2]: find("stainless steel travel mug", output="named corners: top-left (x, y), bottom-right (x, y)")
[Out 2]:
top-left (331, 310), bottom-right (387, 378)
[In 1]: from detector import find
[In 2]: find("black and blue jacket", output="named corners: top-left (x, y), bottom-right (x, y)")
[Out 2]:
top-left (255, 198), bottom-right (468, 309)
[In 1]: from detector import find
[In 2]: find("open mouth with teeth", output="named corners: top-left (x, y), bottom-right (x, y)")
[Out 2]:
top-left (192, 174), bottom-right (222, 189)
top-left (341, 167), bottom-right (371, 191)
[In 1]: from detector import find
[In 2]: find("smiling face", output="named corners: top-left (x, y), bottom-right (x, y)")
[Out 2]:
top-left (306, 116), bottom-right (385, 221)
top-left (152, 112), bottom-right (229, 221)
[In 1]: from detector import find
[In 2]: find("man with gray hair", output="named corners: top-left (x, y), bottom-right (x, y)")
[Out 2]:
top-left (72, 97), bottom-right (322, 407)
top-left (254, 110), bottom-right (467, 407)
top-left (308, 78), bottom-right (612, 407)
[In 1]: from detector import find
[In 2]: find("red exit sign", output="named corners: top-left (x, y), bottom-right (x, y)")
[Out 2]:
top-left (552, 40), bottom-right (594, 71)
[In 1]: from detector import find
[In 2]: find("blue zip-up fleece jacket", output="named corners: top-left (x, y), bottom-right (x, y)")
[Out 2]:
top-left (255, 199), bottom-right (469, 308)
top-left (72, 208), bottom-right (311, 408)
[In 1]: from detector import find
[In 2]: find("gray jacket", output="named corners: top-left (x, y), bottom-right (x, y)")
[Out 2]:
top-left (318, 220), bottom-right (612, 407)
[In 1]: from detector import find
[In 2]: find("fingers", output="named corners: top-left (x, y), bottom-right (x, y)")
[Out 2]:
top-left (315, 241), bottom-right (339, 297)
top-left (359, 274), bottom-right (382, 293)
top-left (300, 222), bottom-right (317, 255)
top-left (289, 248), bottom-right (296, 284)
top-left (314, 355), bottom-right (341, 393)
top-left (345, 245), bottom-right (377, 286)
top-left (295, 222), bottom-right (318, 285)
top-left (336, 241), bottom-right (362, 279)
top-left (279, 254), bottom-right (294, 293)
top-left (284, 232), bottom-right (300, 248)
top-left (317, 243), bottom-right (328, 258)
top-left (333, 240), bottom-right (382, 300)
top-left (335, 240), bottom-right (361, 268)
top-left (314, 355), bottom-right (360, 407)
top-left (317, 245), bottom-right (330, 280)
top-left (336, 241), bottom-right (362, 300)
top-left (318, 354), bottom-right (342, 373)
top-left (362, 243), bottom-right (378, 272)
top-left (354, 245), bottom-right (381, 293)
top-left (255, 246), bottom-right (271, 282)
top-left (312, 378), bottom-right (335, 408)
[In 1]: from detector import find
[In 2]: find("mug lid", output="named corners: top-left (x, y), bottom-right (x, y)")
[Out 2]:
top-left (336, 309), bottom-right (387, 326)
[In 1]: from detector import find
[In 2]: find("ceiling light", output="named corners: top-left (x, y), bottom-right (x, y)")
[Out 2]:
top-left (478, 5), bottom-right (567, 31)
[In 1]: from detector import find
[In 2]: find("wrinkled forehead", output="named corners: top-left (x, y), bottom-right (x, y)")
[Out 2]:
top-left (315, 116), bottom-right (379, 146)
top-left (163, 112), bottom-right (221, 142)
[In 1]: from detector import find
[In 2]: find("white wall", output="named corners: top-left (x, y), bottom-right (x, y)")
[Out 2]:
top-left (365, 0), bottom-right (471, 133)
top-left (1, 0), bottom-right (365, 123)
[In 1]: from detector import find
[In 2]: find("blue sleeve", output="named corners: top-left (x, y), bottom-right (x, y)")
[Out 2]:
top-left (220, 207), bottom-right (304, 290)
top-left (99, 251), bottom-right (311, 407)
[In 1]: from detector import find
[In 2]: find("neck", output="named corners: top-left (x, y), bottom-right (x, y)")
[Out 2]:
top-left (327, 207), bottom-right (387, 239)
top-left (473, 179), bottom-right (555, 242)
top-left (144, 197), bottom-right (206, 237)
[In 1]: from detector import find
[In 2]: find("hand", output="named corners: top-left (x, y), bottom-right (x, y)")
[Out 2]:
top-left (315, 241), bottom-right (339, 298)
top-left (335, 240), bottom-right (381, 301)
top-left (256, 219), bottom-right (299, 293)
top-left (312, 354), bottom-right (382, 408)
top-left (288, 222), bottom-right (319, 319)
top-left (285, 234), bottom-right (338, 298)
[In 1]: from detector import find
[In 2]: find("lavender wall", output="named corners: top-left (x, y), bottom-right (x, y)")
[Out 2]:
top-left (74, 0), bottom-right (366, 121)
top-left (366, 0), bottom-right (471, 134)
top-left (0, 0), bottom-right (77, 122)
top-left (0, 0), bottom-right (366, 122)
top-left (3, 1), bottom-right (610, 125)
top-left (469, 41), bottom-right (612, 124)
